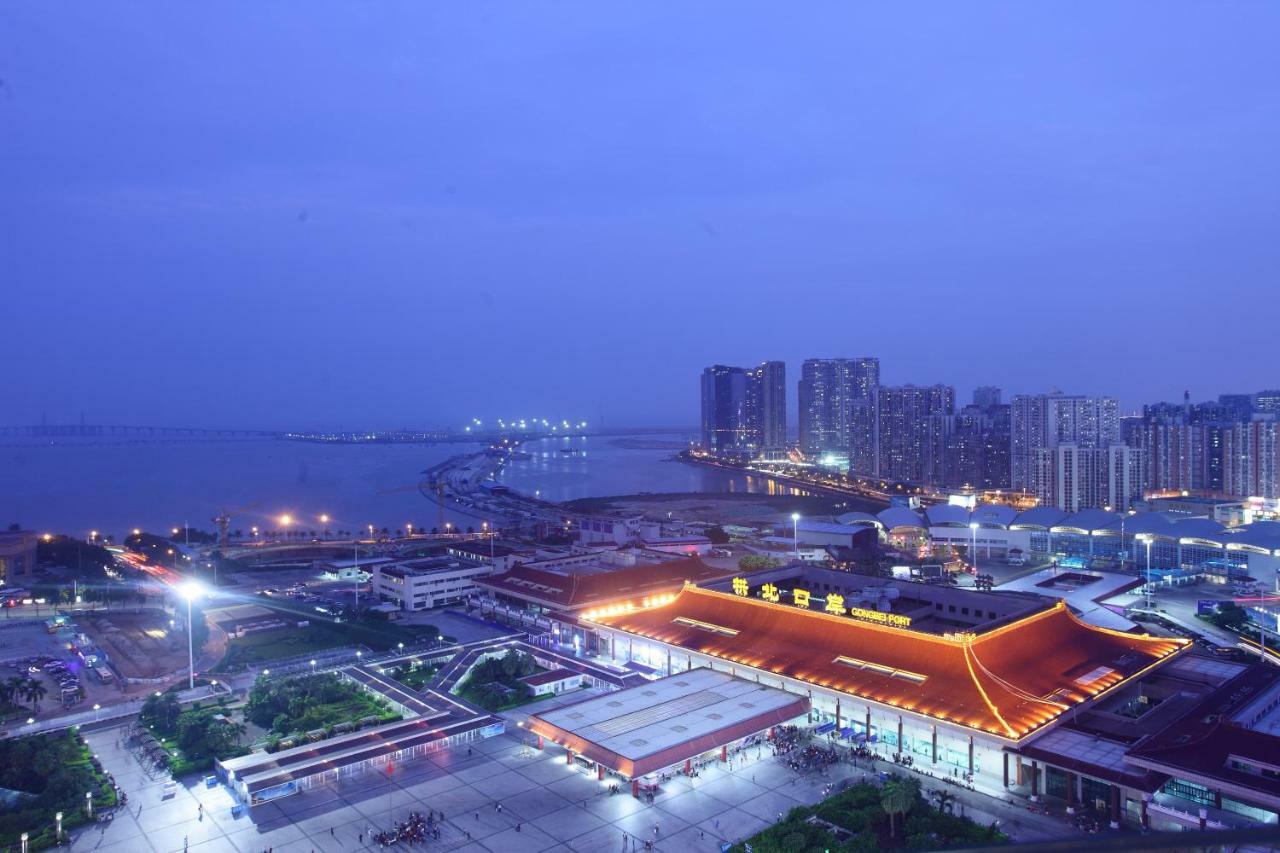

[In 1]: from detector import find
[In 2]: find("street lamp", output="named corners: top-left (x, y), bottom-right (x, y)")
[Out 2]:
top-left (1144, 536), bottom-right (1154, 610)
top-left (791, 513), bottom-right (800, 559)
top-left (310, 659), bottom-right (317, 673)
top-left (178, 581), bottom-right (205, 689)
top-left (969, 521), bottom-right (980, 574)
top-left (93, 703), bottom-right (101, 721)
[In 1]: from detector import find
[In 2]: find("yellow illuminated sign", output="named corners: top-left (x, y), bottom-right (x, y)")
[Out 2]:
top-left (793, 588), bottom-right (811, 608)
top-left (760, 583), bottom-right (780, 603)
top-left (825, 593), bottom-right (846, 615)
top-left (847, 607), bottom-right (912, 628)
top-left (732, 577), bottom-right (749, 597)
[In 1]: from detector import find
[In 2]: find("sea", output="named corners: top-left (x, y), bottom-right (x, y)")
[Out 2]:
top-left (0, 433), bottom-right (790, 538)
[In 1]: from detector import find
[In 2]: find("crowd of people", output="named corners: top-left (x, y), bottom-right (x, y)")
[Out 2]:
top-left (372, 810), bottom-right (440, 846)
top-left (783, 743), bottom-right (843, 774)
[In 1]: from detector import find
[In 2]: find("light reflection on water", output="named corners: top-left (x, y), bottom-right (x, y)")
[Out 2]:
top-left (0, 433), bottom-right (809, 537)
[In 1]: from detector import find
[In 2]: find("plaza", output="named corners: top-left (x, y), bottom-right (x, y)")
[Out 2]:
top-left (76, 703), bottom-right (1077, 853)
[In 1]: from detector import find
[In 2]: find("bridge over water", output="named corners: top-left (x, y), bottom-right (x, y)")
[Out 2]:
top-left (0, 424), bottom-right (283, 438)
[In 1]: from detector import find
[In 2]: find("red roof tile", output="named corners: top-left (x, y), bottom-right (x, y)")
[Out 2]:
top-left (590, 586), bottom-right (1187, 740)
top-left (474, 556), bottom-right (732, 610)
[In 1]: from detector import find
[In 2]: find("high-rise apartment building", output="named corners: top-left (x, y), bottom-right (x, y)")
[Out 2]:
top-left (700, 361), bottom-right (786, 457)
top-left (877, 384), bottom-right (954, 485)
top-left (972, 386), bottom-right (1002, 411)
top-left (1037, 444), bottom-right (1145, 512)
top-left (747, 361), bottom-right (787, 454)
top-left (1223, 417), bottom-right (1279, 499)
top-left (701, 365), bottom-right (751, 455)
top-left (1010, 393), bottom-right (1120, 492)
top-left (798, 358), bottom-right (879, 461)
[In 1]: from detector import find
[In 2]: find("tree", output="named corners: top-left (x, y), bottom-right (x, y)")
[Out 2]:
top-left (738, 554), bottom-right (781, 572)
top-left (141, 691), bottom-right (182, 732)
top-left (23, 679), bottom-right (48, 711)
top-left (705, 526), bottom-right (730, 545)
top-left (881, 777), bottom-right (919, 838)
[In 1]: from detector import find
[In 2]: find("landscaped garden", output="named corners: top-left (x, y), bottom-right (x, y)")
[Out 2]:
top-left (389, 660), bottom-right (439, 691)
top-left (0, 729), bottom-right (118, 851)
top-left (456, 649), bottom-right (554, 711)
top-left (138, 690), bottom-right (249, 775)
top-left (215, 613), bottom-right (440, 671)
top-left (730, 778), bottom-right (1007, 852)
top-left (245, 672), bottom-right (399, 749)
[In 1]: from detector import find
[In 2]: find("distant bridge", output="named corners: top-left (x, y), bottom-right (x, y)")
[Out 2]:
top-left (0, 424), bottom-right (282, 438)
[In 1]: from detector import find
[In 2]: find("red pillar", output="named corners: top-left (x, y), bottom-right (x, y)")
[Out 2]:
top-left (931, 727), bottom-right (938, 765)
top-left (566, 750), bottom-right (574, 765)
top-left (684, 758), bottom-right (692, 774)
top-left (597, 764), bottom-right (605, 781)
top-left (1029, 761), bottom-right (1040, 802)
top-left (835, 698), bottom-right (841, 730)
top-left (1109, 785), bottom-right (1121, 829)
top-left (1003, 753), bottom-right (1009, 789)
top-left (1198, 807), bottom-right (1207, 830)
top-left (720, 745), bottom-right (727, 762)
top-left (1066, 772), bottom-right (1077, 814)
top-left (1140, 794), bottom-right (1150, 830)
top-left (631, 779), bottom-right (640, 798)
top-left (536, 735), bottom-right (544, 750)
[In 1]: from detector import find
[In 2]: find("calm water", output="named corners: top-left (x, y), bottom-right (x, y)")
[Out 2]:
top-left (0, 438), bottom-right (475, 539)
top-left (0, 433), bottom-right (787, 537)
top-left (494, 434), bottom-right (799, 502)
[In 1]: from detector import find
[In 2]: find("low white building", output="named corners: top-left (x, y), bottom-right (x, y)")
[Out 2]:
top-left (373, 556), bottom-right (493, 611)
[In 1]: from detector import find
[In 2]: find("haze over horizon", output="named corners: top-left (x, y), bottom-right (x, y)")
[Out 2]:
top-left (3, 2), bottom-right (1279, 431)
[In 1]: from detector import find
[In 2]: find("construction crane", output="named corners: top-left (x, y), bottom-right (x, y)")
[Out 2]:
top-left (212, 506), bottom-right (256, 548)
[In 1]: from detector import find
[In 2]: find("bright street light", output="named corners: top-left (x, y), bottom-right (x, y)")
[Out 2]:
top-left (279, 514), bottom-right (292, 527)
top-left (790, 513), bottom-right (800, 559)
top-left (178, 581), bottom-right (205, 689)
top-left (969, 521), bottom-right (980, 574)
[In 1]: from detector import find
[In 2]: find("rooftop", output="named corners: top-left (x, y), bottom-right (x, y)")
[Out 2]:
top-left (589, 585), bottom-right (1187, 740)
top-left (474, 555), bottom-right (733, 612)
top-left (526, 667), bottom-right (810, 778)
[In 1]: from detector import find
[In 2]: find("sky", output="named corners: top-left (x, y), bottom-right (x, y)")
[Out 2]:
top-left (2, 2), bottom-right (1278, 430)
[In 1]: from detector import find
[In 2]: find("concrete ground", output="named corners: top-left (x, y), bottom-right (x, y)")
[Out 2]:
top-left (417, 609), bottom-right (519, 645)
top-left (71, 717), bottom-right (1102, 853)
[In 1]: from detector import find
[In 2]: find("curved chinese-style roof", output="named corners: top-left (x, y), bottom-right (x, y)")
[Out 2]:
top-left (590, 586), bottom-right (1187, 741)
top-left (475, 556), bottom-right (731, 611)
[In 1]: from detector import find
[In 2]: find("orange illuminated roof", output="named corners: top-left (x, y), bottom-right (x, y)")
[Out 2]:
top-left (589, 586), bottom-right (1188, 740)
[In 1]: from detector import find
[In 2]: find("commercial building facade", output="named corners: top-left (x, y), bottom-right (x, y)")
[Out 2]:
top-left (373, 556), bottom-right (494, 611)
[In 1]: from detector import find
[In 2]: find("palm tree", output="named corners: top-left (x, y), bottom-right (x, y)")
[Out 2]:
top-left (930, 787), bottom-right (956, 815)
top-left (881, 777), bottom-right (918, 839)
top-left (23, 679), bottom-right (48, 711)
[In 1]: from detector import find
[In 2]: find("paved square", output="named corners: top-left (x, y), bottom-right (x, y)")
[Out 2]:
top-left (77, 721), bottom-right (873, 852)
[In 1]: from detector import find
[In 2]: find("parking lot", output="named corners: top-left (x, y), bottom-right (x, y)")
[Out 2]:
top-left (0, 618), bottom-right (127, 717)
